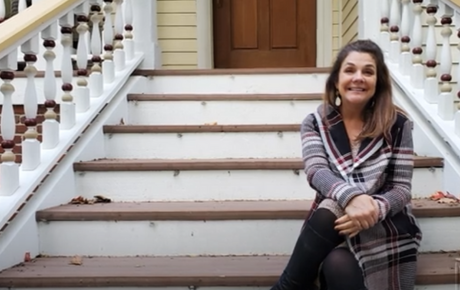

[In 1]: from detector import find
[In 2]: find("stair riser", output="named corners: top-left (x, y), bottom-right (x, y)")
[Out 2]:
top-left (37, 217), bottom-right (459, 256)
top-left (75, 168), bottom-right (443, 202)
top-left (105, 132), bottom-right (301, 159)
top-left (128, 100), bottom-right (322, 125)
top-left (147, 74), bottom-right (328, 94)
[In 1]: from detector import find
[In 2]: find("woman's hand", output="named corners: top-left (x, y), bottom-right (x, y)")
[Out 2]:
top-left (340, 195), bottom-right (380, 231)
top-left (334, 214), bottom-right (361, 237)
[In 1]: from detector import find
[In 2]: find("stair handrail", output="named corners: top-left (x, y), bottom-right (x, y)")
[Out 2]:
top-left (0, 0), bottom-right (83, 60)
top-left (359, 0), bottom-right (460, 195)
top-left (0, 0), bottom-right (146, 235)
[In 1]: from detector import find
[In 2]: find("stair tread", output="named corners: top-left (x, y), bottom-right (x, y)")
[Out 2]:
top-left (103, 124), bottom-right (301, 133)
top-left (36, 199), bottom-right (459, 221)
top-left (73, 156), bottom-right (444, 171)
top-left (127, 93), bottom-right (322, 101)
top-left (132, 67), bottom-right (331, 76)
top-left (0, 252), bottom-right (457, 287)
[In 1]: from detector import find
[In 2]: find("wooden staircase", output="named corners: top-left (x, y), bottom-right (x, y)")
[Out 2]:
top-left (0, 69), bottom-right (458, 289)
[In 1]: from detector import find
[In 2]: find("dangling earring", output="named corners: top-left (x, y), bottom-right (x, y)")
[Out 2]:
top-left (335, 92), bottom-right (342, 107)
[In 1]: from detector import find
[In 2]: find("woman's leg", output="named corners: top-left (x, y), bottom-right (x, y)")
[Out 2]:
top-left (270, 208), bottom-right (345, 290)
top-left (321, 247), bottom-right (366, 290)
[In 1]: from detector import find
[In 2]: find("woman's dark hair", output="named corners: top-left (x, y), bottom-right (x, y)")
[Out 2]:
top-left (323, 39), bottom-right (403, 141)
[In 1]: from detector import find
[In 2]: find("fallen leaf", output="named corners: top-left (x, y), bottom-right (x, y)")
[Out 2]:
top-left (70, 256), bottom-right (83, 265)
top-left (437, 197), bottom-right (458, 204)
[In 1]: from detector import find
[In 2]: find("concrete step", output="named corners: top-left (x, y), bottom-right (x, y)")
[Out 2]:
top-left (35, 199), bottom-right (459, 256)
top-left (0, 252), bottom-right (457, 289)
top-left (127, 94), bottom-right (322, 125)
top-left (103, 124), bottom-right (302, 159)
top-left (73, 157), bottom-right (443, 202)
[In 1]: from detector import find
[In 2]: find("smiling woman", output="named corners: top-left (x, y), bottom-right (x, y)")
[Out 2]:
top-left (270, 39), bottom-right (421, 290)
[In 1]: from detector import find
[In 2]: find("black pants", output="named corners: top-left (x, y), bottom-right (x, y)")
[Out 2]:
top-left (271, 208), bottom-right (367, 290)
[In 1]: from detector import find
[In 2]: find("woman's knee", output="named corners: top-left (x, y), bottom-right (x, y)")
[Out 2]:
top-left (321, 248), bottom-right (366, 289)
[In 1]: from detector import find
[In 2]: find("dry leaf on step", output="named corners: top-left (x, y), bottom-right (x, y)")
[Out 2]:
top-left (70, 256), bottom-right (83, 265)
top-left (437, 197), bottom-right (458, 204)
top-left (204, 122), bottom-right (218, 126)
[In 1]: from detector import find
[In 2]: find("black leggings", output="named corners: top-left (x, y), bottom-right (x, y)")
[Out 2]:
top-left (270, 208), bottom-right (367, 290)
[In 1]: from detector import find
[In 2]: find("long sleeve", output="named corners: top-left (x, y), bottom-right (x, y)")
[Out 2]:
top-left (373, 119), bottom-right (414, 221)
top-left (301, 114), bottom-right (364, 208)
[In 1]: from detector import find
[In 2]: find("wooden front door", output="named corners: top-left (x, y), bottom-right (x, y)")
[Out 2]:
top-left (212, 0), bottom-right (317, 69)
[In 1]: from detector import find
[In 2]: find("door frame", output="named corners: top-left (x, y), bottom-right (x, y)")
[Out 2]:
top-left (196, 0), bottom-right (333, 69)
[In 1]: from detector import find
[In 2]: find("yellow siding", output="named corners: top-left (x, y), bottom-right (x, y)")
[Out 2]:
top-left (341, 0), bottom-right (358, 46)
top-left (331, 0), bottom-right (341, 63)
top-left (157, 0), bottom-right (198, 69)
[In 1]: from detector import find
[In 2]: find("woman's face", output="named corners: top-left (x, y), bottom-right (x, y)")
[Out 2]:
top-left (336, 51), bottom-right (377, 108)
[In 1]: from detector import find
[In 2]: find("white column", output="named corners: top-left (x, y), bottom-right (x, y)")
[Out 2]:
top-left (132, 0), bottom-right (161, 68)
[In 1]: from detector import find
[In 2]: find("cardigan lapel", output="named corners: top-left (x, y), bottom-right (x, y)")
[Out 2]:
top-left (314, 105), bottom-right (391, 177)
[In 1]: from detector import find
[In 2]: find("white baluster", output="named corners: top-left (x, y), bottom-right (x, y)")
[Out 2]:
top-left (21, 36), bottom-right (41, 171)
top-left (18, 0), bottom-right (27, 12)
top-left (59, 13), bottom-right (76, 130)
top-left (380, 0), bottom-right (390, 52)
top-left (103, 0), bottom-right (114, 47)
top-left (113, 0), bottom-right (125, 71)
top-left (75, 11), bottom-right (90, 113)
top-left (410, 0), bottom-right (424, 88)
top-left (0, 53), bottom-right (19, 196)
top-left (389, 0), bottom-right (401, 63)
top-left (438, 13), bottom-right (455, 120)
top-left (400, 0), bottom-right (411, 75)
top-left (103, 44), bottom-right (115, 83)
top-left (123, 0), bottom-right (134, 60)
top-left (424, 5), bottom-right (439, 103)
top-left (0, 0), bottom-right (6, 22)
top-left (90, 2), bottom-right (104, 97)
top-left (42, 23), bottom-right (60, 149)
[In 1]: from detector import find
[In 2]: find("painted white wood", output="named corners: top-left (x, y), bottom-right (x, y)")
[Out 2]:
top-left (105, 132), bottom-right (302, 159)
top-left (0, 77), bottom-right (148, 272)
top-left (389, 59), bottom-right (460, 196)
top-left (0, 53), bottom-right (145, 238)
top-left (146, 73), bottom-right (328, 94)
top-left (37, 217), bottom-right (459, 256)
top-left (128, 100), bottom-right (322, 125)
top-left (75, 168), bottom-right (442, 202)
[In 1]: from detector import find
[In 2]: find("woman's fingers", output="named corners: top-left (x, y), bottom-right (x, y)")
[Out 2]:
top-left (334, 220), bottom-right (355, 231)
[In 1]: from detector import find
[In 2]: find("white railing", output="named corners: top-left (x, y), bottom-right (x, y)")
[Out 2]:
top-left (0, 0), bottom-right (157, 228)
top-left (361, 0), bottom-right (460, 158)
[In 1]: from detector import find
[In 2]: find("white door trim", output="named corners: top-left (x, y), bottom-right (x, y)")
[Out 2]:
top-left (196, 0), bottom-right (332, 68)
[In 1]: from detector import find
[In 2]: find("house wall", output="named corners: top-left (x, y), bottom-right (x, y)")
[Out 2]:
top-left (331, 0), bottom-right (341, 62)
top-left (341, 0), bottom-right (358, 46)
top-left (157, 0), bottom-right (198, 69)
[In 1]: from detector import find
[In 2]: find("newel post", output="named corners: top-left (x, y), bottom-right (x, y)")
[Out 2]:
top-left (132, 0), bottom-right (161, 68)
top-left (358, 0), bottom-right (382, 41)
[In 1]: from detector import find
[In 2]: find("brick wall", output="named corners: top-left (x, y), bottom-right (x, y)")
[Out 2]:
top-left (0, 104), bottom-right (60, 163)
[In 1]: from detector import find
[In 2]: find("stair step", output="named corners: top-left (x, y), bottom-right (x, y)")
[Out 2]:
top-left (74, 156), bottom-right (443, 171)
top-left (73, 157), bottom-right (444, 201)
top-left (0, 253), bottom-right (457, 288)
top-left (127, 94), bottom-right (322, 125)
top-left (103, 124), bottom-right (300, 133)
top-left (127, 93), bottom-right (322, 101)
top-left (132, 67), bottom-right (332, 76)
top-left (35, 199), bottom-right (459, 255)
top-left (36, 199), bottom-right (459, 221)
top-left (103, 124), bottom-right (301, 159)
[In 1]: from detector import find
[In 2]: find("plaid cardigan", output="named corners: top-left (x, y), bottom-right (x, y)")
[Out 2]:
top-left (301, 104), bottom-right (422, 290)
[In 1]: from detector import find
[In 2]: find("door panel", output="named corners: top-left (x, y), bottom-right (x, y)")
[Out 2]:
top-left (213, 0), bottom-right (317, 68)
